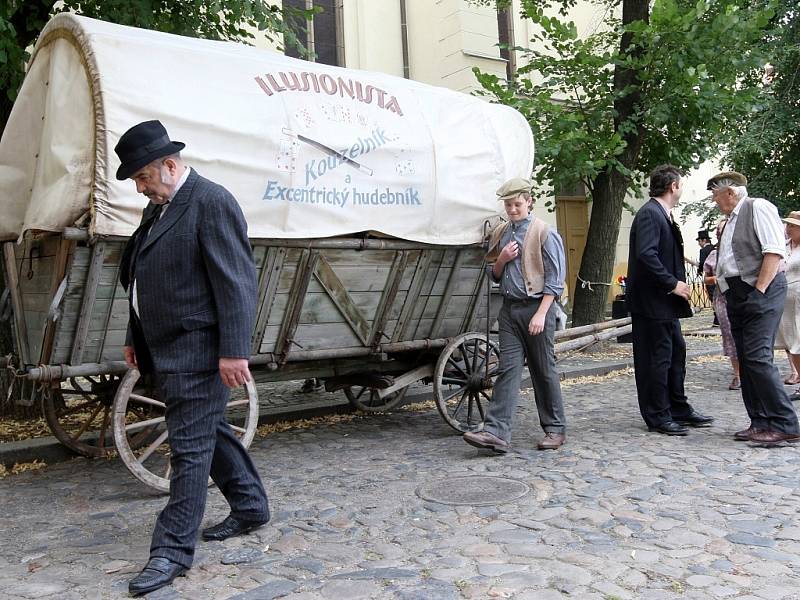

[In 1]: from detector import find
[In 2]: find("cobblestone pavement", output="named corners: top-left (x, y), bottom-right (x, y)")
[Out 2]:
top-left (3, 349), bottom-right (800, 600)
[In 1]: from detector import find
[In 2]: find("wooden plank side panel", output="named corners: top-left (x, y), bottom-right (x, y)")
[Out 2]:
top-left (3, 242), bottom-right (31, 363)
top-left (313, 254), bottom-right (371, 345)
top-left (51, 246), bottom-right (91, 364)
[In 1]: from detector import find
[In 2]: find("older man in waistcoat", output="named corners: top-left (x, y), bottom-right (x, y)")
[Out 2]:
top-left (116, 121), bottom-right (270, 596)
top-left (709, 171), bottom-right (800, 446)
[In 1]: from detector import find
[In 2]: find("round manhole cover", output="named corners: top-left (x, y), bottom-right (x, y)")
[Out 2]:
top-left (416, 476), bottom-right (530, 506)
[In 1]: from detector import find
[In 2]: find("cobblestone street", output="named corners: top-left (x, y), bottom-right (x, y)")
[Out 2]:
top-left (2, 349), bottom-right (800, 600)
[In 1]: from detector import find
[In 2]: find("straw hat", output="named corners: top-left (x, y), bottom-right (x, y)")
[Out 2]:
top-left (783, 211), bottom-right (800, 227)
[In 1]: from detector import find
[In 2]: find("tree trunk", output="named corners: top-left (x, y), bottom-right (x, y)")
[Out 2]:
top-left (571, 0), bottom-right (649, 326)
top-left (571, 171), bottom-right (627, 325)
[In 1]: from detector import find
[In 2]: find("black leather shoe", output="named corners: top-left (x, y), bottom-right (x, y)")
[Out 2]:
top-left (648, 421), bottom-right (689, 436)
top-left (675, 411), bottom-right (714, 427)
top-left (128, 557), bottom-right (186, 596)
top-left (201, 515), bottom-right (268, 541)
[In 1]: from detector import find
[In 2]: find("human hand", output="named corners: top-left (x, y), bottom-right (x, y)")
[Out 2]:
top-left (219, 357), bottom-right (251, 388)
top-left (672, 281), bottom-right (691, 300)
top-left (498, 241), bottom-right (519, 264)
top-left (528, 312), bottom-right (546, 336)
top-left (123, 345), bottom-right (138, 369)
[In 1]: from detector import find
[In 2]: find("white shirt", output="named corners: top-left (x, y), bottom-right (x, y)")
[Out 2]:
top-left (133, 167), bottom-right (192, 316)
top-left (715, 195), bottom-right (786, 292)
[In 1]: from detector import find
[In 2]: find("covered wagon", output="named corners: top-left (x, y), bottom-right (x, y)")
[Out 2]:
top-left (0, 14), bottom-right (533, 490)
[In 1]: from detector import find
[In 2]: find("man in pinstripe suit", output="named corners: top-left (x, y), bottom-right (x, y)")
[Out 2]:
top-left (116, 121), bottom-right (270, 596)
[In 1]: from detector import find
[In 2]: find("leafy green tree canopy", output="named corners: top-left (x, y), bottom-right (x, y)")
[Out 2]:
top-left (0, 0), bottom-right (307, 125)
top-left (471, 0), bottom-right (776, 324)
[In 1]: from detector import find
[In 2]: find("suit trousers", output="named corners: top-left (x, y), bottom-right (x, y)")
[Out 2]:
top-left (631, 315), bottom-right (694, 428)
top-left (150, 370), bottom-right (270, 568)
top-left (483, 298), bottom-right (566, 442)
top-left (724, 274), bottom-right (800, 434)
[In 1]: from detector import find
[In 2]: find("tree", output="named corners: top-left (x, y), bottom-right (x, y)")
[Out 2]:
top-left (723, 0), bottom-right (799, 214)
top-left (472, 0), bottom-right (775, 325)
top-left (0, 1), bottom-right (308, 132)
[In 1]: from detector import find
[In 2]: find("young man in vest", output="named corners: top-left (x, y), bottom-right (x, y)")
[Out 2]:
top-left (462, 178), bottom-right (567, 453)
top-left (709, 171), bottom-right (800, 446)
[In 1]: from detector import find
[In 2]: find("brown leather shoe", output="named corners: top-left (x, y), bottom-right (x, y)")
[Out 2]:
top-left (463, 430), bottom-right (509, 454)
top-left (734, 426), bottom-right (759, 441)
top-left (747, 430), bottom-right (800, 447)
top-left (537, 432), bottom-right (566, 450)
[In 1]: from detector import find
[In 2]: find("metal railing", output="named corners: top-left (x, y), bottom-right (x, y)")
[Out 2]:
top-left (685, 259), bottom-right (713, 309)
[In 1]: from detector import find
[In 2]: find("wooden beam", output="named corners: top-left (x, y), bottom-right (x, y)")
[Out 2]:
top-left (275, 249), bottom-right (317, 362)
top-left (38, 238), bottom-right (73, 364)
top-left (313, 253), bottom-right (371, 346)
top-left (251, 246), bottom-right (286, 355)
top-left (430, 250), bottom-right (465, 339)
top-left (369, 249), bottom-right (413, 347)
top-left (69, 242), bottom-right (106, 365)
top-left (2, 242), bottom-right (30, 364)
top-left (394, 250), bottom-right (432, 342)
top-left (461, 253), bottom-right (489, 335)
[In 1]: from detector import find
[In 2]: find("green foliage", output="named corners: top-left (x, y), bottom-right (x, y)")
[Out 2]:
top-left (473, 0), bottom-right (775, 202)
top-left (0, 0), bottom-right (308, 122)
top-left (723, 0), bottom-right (799, 215)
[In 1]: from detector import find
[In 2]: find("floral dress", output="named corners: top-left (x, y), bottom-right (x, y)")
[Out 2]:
top-left (703, 250), bottom-right (736, 359)
top-left (776, 241), bottom-right (800, 354)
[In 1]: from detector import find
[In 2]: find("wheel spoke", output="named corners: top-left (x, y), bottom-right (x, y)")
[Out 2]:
top-left (73, 403), bottom-right (103, 440)
top-left (226, 399), bottom-right (249, 408)
top-left (470, 340), bottom-right (480, 373)
top-left (442, 385), bottom-right (467, 403)
top-left (129, 394), bottom-right (165, 409)
top-left (97, 407), bottom-right (111, 450)
top-left (466, 391), bottom-right (474, 423)
top-left (229, 424), bottom-right (246, 434)
top-left (452, 388), bottom-right (469, 417)
top-left (441, 375), bottom-right (468, 386)
top-left (126, 415), bottom-right (166, 433)
top-left (447, 356), bottom-right (470, 379)
top-left (137, 430), bottom-right (169, 464)
top-left (475, 394), bottom-right (486, 421)
top-left (164, 463), bottom-right (172, 481)
top-left (479, 390), bottom-right (493, 404)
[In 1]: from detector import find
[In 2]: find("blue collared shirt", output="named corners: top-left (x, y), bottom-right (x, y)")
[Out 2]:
top-left (490, 215), bottom-right (566, 299)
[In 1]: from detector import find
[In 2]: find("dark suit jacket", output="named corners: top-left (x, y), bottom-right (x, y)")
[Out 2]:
top-left (626, 198), bottom-right (692, 320)
top-left (121, 169), bottom-right (257, 373)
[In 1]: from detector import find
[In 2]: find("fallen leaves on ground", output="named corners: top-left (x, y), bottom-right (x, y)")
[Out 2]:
top-left (0, 459), bottom-right (47, 478)
top-left (256, 413), bottom-right (365, 437)
top-left (0, 418), bottom-right (53, 443)
top-left (560, 368), bottom-right (635, 388)
top-left (690, 354), bottom-right (727, 364)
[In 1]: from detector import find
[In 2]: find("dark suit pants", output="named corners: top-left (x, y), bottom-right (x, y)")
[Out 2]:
top-left (150, 371), bottom-right (270, 568)
top-left (725, 274), bottom-right (799, 434)
top-left (631, 315), bottom-right (694, 428)
top-left (483, 298), bottom-right (566, 442)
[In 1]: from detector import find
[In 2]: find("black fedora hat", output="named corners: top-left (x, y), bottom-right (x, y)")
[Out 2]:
top-left (696, 229), bottom-right (711, 241)
top-left (114, 120), bottom-right (185, 180)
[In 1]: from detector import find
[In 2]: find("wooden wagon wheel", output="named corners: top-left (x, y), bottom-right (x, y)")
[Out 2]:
top-left (343, 385), bottom-right (408, 412)
top-left (112, 368), bottom-right (259, 493)
top-left (41, 375), bottom-right (153, 458)
top-left (433, 332), bottom-right (499, 433)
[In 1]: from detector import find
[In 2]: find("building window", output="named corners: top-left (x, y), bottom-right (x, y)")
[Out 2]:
top-left (497, 6), bottom-right (515, 80)
top-left (284, 0), bottom-right (344, 67)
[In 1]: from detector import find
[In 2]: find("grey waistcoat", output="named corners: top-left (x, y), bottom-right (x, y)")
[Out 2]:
top-left (729, 198), bottom-right (763, 286)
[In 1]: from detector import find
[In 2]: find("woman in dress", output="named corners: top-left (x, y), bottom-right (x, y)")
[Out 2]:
top-left (776, 211), bottom-right (800, 400)
top-left (703, 220), bottom-right (740, 390)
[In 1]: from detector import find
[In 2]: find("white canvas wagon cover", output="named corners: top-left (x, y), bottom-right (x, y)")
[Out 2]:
top-left (0, 14), bottom-right (533, 244)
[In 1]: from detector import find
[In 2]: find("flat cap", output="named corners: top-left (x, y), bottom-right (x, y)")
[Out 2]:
top-left (496, 177), bottom-right (532, 200)
top-left (706, 171), bottom-right (747, 191)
